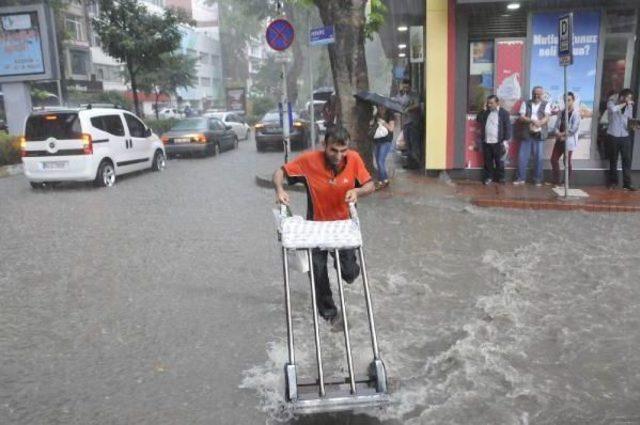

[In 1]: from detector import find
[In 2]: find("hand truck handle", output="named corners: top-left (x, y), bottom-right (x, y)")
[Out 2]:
top-left (348, 202), bottom-right (358, 220)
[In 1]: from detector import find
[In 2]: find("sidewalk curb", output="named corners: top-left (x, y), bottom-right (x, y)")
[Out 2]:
top-left (0, 163), bottom-right (23, 178)
top-left (255, 173), bottom-right (305, 192)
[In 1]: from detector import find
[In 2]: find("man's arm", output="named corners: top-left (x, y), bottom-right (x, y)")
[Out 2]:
top-left (502, 110), bottom-right (512, 142)
top-left (273, 168), bottom-right (290, 205)
top-left (345, 180), bottom-right (375, 204)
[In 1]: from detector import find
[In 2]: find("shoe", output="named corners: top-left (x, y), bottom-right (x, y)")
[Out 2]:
top-left (483, 178), bottom-right (492, 185)
top-left (342, 263), bottom-right (360, 284)
top-left (623, 185), bottom-right (638, 191)
top-left (317, 296), bottom-right (337, 321)
top-left (513, 180), bottom-right (525, 185)
top-left (382, 180), bottom-right (389, 188)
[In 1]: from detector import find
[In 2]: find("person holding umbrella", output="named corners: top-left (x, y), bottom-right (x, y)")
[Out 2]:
top-left (371, 104), bottom-right (395, 189)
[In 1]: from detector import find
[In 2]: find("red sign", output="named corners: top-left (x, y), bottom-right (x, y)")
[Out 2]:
top-left (495, 39), bottom-right (525, 115)
top-left (266, 19), bottom-right (295, 51)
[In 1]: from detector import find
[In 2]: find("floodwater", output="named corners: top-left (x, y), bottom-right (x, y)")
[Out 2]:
top-left (1, 142), bottom-right (639, 424)
top-left (243, 158), bottom-right (640, 424)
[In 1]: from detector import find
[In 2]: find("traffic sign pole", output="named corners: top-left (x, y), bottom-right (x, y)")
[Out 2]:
top-left (558, 13), bottom-right (573, 198)
top-left (308, 12), bottom-right (316, 151)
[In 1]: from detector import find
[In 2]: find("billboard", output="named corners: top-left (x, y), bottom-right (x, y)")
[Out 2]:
top-left (530, 11), bottom-right (601, 160)
top-left (0, 3), bottom-right (58, 83)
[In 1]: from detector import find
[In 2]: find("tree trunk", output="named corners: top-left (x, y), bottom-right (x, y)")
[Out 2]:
top-left (128, 62), bottom-right (141, 116)
top-left (155, 91), bottom-right (160, 120)
top-left (313, 0), bottom-right (372, 172)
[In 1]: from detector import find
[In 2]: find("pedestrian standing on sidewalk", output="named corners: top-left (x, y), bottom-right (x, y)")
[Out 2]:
top-left (476, 95), bottom-right (511, 185)
top-left (607, 88), bottom-right (638, 191)
top-left (396, 79), bottom-right (422, 169)
top-left (372, 105), bottom-right (395, 189)
top-left (273, 126), bottom-right (375, 321)
top-left (515, 86), bottom-right (551, 186)
top-left (550, 92), bottom-right (581, 186)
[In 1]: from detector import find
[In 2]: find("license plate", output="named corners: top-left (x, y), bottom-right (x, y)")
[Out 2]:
top-left (174, 138), bottom-right (190, 144)
top-left (42, 161), bottom-right (68, 170)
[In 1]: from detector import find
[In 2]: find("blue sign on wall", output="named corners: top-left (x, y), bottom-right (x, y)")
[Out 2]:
top-left (309, 26), bottom-right (335, 46)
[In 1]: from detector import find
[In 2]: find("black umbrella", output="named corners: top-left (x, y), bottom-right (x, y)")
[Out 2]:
top-left (313, 87), bottom-right (334, 101)
top-left (354, 91), bottom-right (405, 113)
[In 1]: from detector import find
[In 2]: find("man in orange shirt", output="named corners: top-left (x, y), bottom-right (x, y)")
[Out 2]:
top-left (273, 126), bottom-right (375, 321)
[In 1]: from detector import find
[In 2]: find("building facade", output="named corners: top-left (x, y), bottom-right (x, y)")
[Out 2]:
top-left (415, 0), bottom-right (640, 183)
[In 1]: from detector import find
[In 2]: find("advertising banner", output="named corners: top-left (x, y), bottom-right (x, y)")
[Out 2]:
top-left (0, 11), bottom-right (45, 77)
top-left (495, 39), bottom-right (524, 115)
top-left (530, 11), bottom-right (601, 160)
top-left (226, 87), bottom-right (246, 113)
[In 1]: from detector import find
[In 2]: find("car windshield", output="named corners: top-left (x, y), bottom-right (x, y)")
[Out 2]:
top-left (262, 112), bottom-right (280, 122)
top-left (170, 118), bottom-right (207, 131)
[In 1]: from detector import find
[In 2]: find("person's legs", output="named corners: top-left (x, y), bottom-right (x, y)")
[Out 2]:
top-left (378, 141), bottom-right (392, 182)
top-left (532, 138), bottom-right (545, 184)
top-left (330, 249), bottom-right (360, 284)
top-left (550, 141), bottom-right (562, 185)
top-left (620, 136), bottom-right (633, 188)
top-left (374, 142), bottom-right (383, 181)
top-left (608, 135), bottom-right (620, 186)
top-left (517, 138), bottom-right (532, 182)
top-left (482, 142), bottom-right (493, 182)
top-left (311, 249), bottom-right (336, 319)
top-left (493, 143), bottom-right (505, 182)
top-left (567, 149), bottom-right (573, 181)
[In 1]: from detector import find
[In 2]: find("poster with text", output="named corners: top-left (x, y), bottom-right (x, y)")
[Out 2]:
top-left (530, 11), bottom-right (600, 160)
top-left (0, 12), bottom-right (45, 78)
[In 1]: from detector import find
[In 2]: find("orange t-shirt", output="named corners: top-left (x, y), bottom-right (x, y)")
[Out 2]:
top-left (282, 150), bottom-right (372, 221)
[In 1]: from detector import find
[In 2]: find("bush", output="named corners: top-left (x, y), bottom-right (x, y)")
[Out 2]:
top-left (146, 118), bottom-right (180, 135)
top-left (0, 133), bottom-right (20, 166)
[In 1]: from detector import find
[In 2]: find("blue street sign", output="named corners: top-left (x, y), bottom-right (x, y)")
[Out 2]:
top-left (558, 13), bottom-right (574, 66)
top-left (309, 25), bottom-right (335, 46)
top-left (266, 19), bottom-right (295, 51)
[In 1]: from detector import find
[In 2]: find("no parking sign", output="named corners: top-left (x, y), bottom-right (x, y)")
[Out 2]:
top-left (266, 19), bottom-right (295, 51)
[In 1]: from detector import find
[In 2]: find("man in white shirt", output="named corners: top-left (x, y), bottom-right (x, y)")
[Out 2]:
top-left (607, 89), bottom-right (637, 190)
top-left (476, 95), bottom-right (512, 184)
top-left (516, 86), bottom-right (551, 186)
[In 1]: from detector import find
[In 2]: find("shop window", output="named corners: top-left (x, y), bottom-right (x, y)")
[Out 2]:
top-left (467, 41), bottom-right (494, 113)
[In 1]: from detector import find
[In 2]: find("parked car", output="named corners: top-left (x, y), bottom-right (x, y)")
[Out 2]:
top-left (161, 117), bottom-right (238, 158)
top-left (21, 106), bottom-right (166, 188)
top-left (254, 111), bottom-right (318, 152)
top-left (158, 108), bottom-right (183, 119)
top-left (204, 111), bottom-right (251, 141)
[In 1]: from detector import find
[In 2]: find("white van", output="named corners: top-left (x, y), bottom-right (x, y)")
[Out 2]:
top-left (21, 107), bottom-right (166, 188)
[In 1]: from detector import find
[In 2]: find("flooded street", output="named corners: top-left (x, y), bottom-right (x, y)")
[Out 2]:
top-left (2, 141), bottom-right (640, 424)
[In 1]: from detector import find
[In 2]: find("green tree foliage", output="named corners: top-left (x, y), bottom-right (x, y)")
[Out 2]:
top-left (132, 53), bottom-right (198, 119)
top-left (92, 0), bottom-right (192, 115)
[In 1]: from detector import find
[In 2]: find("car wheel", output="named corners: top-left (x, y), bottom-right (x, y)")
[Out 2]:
top-left (152, 150), bottom-right (166, 171)
top-left (95, 160), bottom-right (116, 187)
top-left (30, 181), bottom-right (43, 190)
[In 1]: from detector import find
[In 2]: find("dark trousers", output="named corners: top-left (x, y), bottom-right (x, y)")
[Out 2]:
top-left (550, 140), bottom-right (573, 185)
top-left (311, 248), bottom-right (358, 300)
top-left (403, 122), bottom-right (422, 169)
top-left (608, 135), bottom-right (633, 187)
top-left (482, 142), bottom-right (504, 182)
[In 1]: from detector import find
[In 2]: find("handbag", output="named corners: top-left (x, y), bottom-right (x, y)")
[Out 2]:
top-left (373, 121), bottom-right (389, 139)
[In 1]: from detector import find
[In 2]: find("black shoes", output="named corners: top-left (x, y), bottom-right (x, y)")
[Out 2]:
top-left (342, 263), bottom-right (360, 284)
top-left (317, 295), bottom-right (337, 321)
top-left (623, 185), bottom-right (638, 191)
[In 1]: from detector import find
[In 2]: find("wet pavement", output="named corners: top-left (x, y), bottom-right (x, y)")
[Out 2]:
top-left (2, 140), bottom-right (640, 424)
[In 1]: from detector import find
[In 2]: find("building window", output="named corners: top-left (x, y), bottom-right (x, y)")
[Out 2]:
top-left (70, 50), bottom-right (90, 75)
top-left (201, 77), bottom-right (211, 87)
top-left (65, 16), bottom-right (85, 42)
